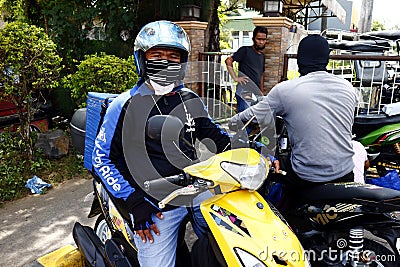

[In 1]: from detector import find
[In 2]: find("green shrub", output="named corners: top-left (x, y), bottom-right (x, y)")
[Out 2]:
top-left (0, 130), bottom-right (88, 203)
top-left (64, 53), bottom-right (138, 108)
top-left (0, 131), bottom-right (39, 201)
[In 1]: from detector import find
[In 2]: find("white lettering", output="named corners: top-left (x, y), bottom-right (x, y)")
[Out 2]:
top-left (99, 165), bottom-right (110, 176)
top-left (113, 183), bottom-right (121, 191)
top-left (107, 176), bottom-right (119, 186)
top-left (95, 139), bottom-right (103, 149)
top-left (98, 127), bottom-right (107, 143)
top-left (93, 140), bottom-right (121, 192)
top-left (104, 171), bottom-right (113, 179)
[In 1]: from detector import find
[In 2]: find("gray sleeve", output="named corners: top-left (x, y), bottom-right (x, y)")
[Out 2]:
top-left (230, 85), bottom-right (283, 128)
top-left (229, 96), bottom-right (274, 130)
top-left (247, 96), bottom-right (275, 129)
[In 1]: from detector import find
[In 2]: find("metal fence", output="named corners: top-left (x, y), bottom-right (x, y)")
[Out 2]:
top-left (282, 53), bottom-right (400, 115)
top-left (197, 51), bottom-right (400, 120)
top-left (197, 52), bottom-right (236, 122)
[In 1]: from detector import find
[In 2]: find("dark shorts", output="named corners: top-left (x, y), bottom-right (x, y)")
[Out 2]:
top-left (277, 152), bottom-right (354, 190)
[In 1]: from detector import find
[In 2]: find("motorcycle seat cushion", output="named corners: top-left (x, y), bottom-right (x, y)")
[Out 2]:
top-left (300, 182), bottom-right (400, 202)
top-left (353, 113), bottom-right (400, 138)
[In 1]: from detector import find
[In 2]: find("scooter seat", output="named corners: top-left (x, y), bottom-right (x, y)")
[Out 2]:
top-left (353, 113), bottom-right (400, 139)
top-left (300, 182), bottom-right (400, 202)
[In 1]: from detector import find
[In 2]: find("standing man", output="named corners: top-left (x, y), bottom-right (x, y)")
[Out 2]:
top-left (225, 26), bottom-right (268, 113)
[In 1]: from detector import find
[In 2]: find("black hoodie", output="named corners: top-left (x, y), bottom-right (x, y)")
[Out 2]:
top-left (297, 35), bottom-right (330, 76)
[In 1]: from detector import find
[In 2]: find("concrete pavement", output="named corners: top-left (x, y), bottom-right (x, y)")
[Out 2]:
top-left (0, 177), bottom-right (95, 266)
top-left (0, 175), bottom-right (198, 267)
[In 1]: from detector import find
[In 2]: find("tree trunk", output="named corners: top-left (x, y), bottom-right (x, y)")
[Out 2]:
top-left (358, 0), bottom-right (374, 33)
top-left (11, 91), bottom-right (33, 159)
top-left (207, 0), bottom-right (220, 52)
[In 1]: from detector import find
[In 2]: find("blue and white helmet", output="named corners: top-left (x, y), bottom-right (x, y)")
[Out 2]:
top-left (134, 20), bottom-right (191, 77)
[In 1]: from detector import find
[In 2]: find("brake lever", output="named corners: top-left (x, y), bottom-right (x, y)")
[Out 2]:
top-left (158, 185), bottom-right (199, 209)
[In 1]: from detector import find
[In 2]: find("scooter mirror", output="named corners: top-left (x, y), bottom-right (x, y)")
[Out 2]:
top-left (147, 115), bottom-right (184, 141)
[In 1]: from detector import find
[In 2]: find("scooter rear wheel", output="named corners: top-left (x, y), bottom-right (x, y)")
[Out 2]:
top-left (94, 214), bottom-right (111, 244)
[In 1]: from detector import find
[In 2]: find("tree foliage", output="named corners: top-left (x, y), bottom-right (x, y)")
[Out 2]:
top-left (0, 21), bottom-right (62, 158)
top-left (64, 53), bottom-right (138, 108)
top-left (371, 20), bottom-right (386, 31)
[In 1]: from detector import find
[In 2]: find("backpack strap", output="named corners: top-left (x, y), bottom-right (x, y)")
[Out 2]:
top-left (96, 97), bottom-right (110, 136)
top-left (91, 97), bottom-right (113, 180)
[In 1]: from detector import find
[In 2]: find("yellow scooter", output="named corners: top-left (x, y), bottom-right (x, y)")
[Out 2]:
top-left (73, 115), bottom-right (310, 267)
top-left (143, 115), bottom-right (310, 267)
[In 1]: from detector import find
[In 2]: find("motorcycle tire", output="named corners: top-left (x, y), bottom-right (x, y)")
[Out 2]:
top-left (95, 214), bottom-right (111, 244)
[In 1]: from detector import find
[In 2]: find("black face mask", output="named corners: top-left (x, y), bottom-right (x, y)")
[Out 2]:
top-left (297, 35), bottom-right (330, 76)
top-left (145, 59), bottom-right (182, 86)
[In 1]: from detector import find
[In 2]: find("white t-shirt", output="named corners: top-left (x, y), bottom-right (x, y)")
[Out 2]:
top-left (352, 140), bottom-right (368, 184)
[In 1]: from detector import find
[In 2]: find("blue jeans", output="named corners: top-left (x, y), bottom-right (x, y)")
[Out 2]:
top-left (236, 93), bottom-right (250, 113)
top-left (133, 193), bottom-right (209, 267)
top-left (235, 93), bottom-right (252, 135)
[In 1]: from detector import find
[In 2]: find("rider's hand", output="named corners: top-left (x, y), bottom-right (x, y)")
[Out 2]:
top-left (271, 159), bottom-right (280, 173)
top-left (235, 76), bottom-right (249, 85)
top-left (267, 154), bottom-right (280, 174)
top-left (131, 200), bottom-right (163, 244)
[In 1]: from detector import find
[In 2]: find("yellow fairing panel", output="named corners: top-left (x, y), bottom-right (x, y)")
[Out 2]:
top-left (201, 190), bottom-right (308, 267)
top-left (184, 148), bottom-right (266, 192)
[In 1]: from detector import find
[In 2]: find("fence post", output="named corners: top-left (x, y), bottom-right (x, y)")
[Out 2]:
top-left (174, 21), bottom-right (208, 95)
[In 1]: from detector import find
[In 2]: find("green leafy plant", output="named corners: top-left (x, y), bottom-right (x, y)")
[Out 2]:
top-left (0, 21), bottom-right (62, 159)
top-left (0, 129), bottom-right (89, 203)
top-left (64, 53), bottom-right (138, 108)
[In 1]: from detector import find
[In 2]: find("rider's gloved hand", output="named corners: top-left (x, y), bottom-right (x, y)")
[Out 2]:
top-left (131, 199), bottom-right (163, 243)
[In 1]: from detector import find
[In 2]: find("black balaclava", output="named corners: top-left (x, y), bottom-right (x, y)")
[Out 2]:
top-left (297, 35), bottom-right (330, 76)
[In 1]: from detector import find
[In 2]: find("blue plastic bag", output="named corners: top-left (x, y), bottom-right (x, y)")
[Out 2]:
top-left (25, 175), bottom-right (52, 194)
top-left (366, 170), bottom-right (400, 191)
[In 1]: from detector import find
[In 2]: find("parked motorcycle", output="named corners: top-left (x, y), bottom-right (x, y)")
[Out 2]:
top-left (73, 115), bottom-right (310, 267)
top-left (328, 33), bottom-right (400, 175)
top-left (279, 181), bottom-right (400, 267)
top-left (231, 96), bottom-right (400, 266)
top-left (353, 105), bottom-right (400, 176)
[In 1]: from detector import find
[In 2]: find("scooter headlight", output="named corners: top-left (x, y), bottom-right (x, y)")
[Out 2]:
top-left (234, 248), bottom-right (266, 267)
top-left (221, 158), bottom-right (267, 190)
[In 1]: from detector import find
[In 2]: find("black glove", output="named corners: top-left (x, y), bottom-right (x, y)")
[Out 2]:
top-left (131, 199), bottom-right (160, 231)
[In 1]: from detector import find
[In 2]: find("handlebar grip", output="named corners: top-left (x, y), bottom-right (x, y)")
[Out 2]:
top-left (144, 174), bottom-right (187, 192)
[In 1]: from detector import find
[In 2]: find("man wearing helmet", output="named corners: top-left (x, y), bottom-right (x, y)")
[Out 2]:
top-left (92, 21), bottom-right (231, 266)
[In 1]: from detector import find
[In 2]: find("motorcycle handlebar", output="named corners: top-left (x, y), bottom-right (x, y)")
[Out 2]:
top-left (143, 174), bottom-right (192, 192)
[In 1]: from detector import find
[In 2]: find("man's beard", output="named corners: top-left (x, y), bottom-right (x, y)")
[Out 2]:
top-left (255, 44), bottom-right (265, 51)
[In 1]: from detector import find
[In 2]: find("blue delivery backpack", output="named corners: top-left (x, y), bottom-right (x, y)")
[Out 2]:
top-left (84, 92), bottom-right (119, 170)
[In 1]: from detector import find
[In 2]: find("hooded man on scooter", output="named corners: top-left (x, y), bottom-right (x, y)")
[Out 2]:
top-left (230, 34), bottom-right (358, 193)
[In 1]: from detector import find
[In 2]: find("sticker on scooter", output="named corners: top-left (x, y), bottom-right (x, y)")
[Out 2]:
top-left (312, 203), bottom-right (362, 225)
